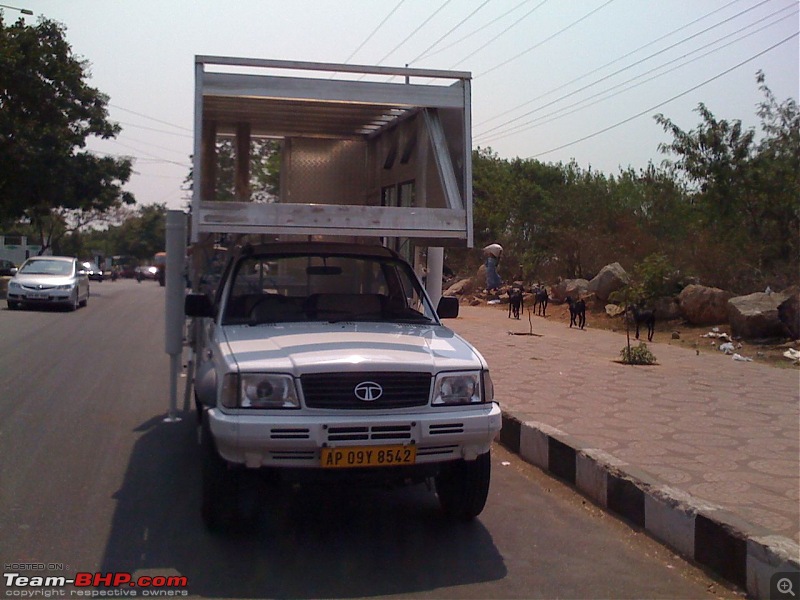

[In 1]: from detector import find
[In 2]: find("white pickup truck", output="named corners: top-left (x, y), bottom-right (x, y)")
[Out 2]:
top-left (185, 241), bottom-right (502, 530)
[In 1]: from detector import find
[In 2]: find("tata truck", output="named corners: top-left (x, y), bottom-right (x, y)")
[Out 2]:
top-left (183, 56), bottom-right (501, 531)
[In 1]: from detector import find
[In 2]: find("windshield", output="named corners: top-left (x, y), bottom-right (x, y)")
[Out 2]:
top-left (222, 253), bottom-right (437, 326)
top-left (19, 259), bottom-right (74, 276)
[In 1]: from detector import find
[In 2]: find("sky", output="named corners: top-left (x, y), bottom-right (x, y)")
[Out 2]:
top-left (6, 0), bottom-right (799, 211)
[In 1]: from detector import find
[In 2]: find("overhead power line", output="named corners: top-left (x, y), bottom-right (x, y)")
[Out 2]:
top-left (342, 0), bottom-right (406, 64)
top-left (95, 139), bottom-right (190, 167)
top-left (448, 0), bottom-right (549, 70)
top-left (475, 0), bottom-right (616, 78)
top-left (375, 0), bottom-right (454, 66)
top-left (475, 4), bottom-right (797, 144)
top-left (474, 0), bottom-right (746, 129)
top-left (414, 0), bottom-right (534, 63)
top-left (527, 32), bottom-right (798, 160)
top-left (474, 0), bottom-right (779, 140)
top-left (407, 0), bottom-right (492, 65)
top-left (109, 104), bottom-right (192, 133)
top-left (119, 121), bottom-right (192, 139)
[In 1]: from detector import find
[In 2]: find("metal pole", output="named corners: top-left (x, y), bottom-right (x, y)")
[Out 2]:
top-left (426, 247), bottom-right (444, 308)
top-left (164, 210), bottom-right (187, 423)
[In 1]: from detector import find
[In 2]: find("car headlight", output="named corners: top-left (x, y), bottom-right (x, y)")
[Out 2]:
top-left (432, 371), bottom-right (485, 405)
top-left (8, 281), bottom-right (20, 290)
top-left (221, 373), bottom-right (299, 409)
top-left (56, 284), bottom-right (74, 290)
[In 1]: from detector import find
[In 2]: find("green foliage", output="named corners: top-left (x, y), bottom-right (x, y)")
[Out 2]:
top-left (0, 15), bottom-right (134, 243)
top-left (453, 74), bottom-right (797, 295)
top-left (654, 72), bottom-right (799, 291)
top-left (610, 253), bottom-right (685, 306)
top-left (58, 204), bottom-right (167, 261)
top-left (184, 139), bottom-right (281, 202)
top-left (620, 343), bottom-right (657, 365)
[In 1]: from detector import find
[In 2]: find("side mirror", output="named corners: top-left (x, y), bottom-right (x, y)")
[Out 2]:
top-left (185, 293), bottom-right (213, 318)
top-left (437, 295), bottom-right (459, 319)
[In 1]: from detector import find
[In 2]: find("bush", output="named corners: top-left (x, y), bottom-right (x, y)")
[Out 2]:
top-left (620, 343), bottom-right (657, 365)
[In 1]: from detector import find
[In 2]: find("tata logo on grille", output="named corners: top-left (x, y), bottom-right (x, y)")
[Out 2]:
top-left (354, 381), bottom-right (383, 402)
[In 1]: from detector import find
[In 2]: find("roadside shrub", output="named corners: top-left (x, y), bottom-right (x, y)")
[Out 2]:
top-left (620, 343), bottom-right (657, 365)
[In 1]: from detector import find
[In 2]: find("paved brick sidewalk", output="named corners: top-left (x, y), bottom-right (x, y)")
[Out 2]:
top-left (448, 305), bottom-right (800, 545)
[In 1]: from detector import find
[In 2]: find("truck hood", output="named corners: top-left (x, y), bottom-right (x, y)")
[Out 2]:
top-left (220, 321), bottom-right (485, 375)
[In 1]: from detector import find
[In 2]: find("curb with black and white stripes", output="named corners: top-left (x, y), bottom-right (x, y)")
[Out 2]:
top-left (498, 412), bottom-right (800, 599)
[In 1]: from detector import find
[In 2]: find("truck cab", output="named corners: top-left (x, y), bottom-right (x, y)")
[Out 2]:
top-left (186, 241), bottom-right (500, 529)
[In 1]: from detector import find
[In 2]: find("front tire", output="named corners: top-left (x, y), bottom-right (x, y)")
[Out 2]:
top-left (435, 451), bottom-right (492, 521)
top-left (68, 290), bottom-right (79, 311)
top-left (7, 300), bottom-right (19, 310)
top-left (200, 415), bottom-right (241, 532)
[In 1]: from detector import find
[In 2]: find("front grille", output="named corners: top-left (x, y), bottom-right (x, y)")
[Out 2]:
top-left (327, 424), bottom-right (413, 442)
top-left (301, 372), bottom-right (431, 409)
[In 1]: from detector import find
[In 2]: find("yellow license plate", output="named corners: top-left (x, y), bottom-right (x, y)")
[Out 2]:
top-left (321, 445), bottom-right (416, 469)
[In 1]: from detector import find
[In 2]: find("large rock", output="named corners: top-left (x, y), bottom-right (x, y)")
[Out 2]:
top-left (588, 262), bottom-right (630, 302)
top-left (678, 284), bottom-right (733, 325)
top-left (551, 278), bottom-right (590, 302)
top-left (778, 287), bottom-right (800, 339)
top-left (727, 292), bottom-right (786, 340)
top-left (444, 278), bottom-right (475, 297)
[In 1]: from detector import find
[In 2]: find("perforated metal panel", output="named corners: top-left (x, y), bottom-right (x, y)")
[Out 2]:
top-left (283, 139), bottom-right (367, 205)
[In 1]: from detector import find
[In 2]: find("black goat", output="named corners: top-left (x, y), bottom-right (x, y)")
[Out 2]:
top-left (532, 285), bottom-right (548, 317)
top-left (566, 295), bottom-right (586, 330)
top-left (508, 286), bottom-right (524, 319)
top-left (627, 305), bottom-right (656, 341)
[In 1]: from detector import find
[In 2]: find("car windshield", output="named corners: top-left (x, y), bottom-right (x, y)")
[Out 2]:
top-left (19, 259), bottom-right (73, 276)
top-left (222, 253), bottom-right (437, 326)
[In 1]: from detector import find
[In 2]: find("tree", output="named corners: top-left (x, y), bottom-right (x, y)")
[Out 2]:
top-left (108, 203), bottom-right (167, 260)
top-left (184, 138), bottom-right (281, 203)
top-left (655, 73), bottom-right (799, 290)
top-left (0, 15), bottom-right (134, 251)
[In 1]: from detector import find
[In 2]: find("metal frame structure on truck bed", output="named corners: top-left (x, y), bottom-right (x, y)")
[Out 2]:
top-left (191, 56), bottom-right (473, 250)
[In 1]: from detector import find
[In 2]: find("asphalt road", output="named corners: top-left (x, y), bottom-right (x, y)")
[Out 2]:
top-left (0, 279), bottom-right (739, 599)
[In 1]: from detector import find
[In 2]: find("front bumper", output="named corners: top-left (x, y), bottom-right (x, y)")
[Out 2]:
top-left (208, 403), bottom-right (503, 469)
top-left (8, 290), bottom-right (74, 305)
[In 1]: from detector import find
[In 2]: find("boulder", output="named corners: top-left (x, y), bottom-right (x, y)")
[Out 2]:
top-left (444, 278), bottom-right (475, 297)
top-left (653, 296), bottom-right (681, 321)
top-left (727, 292), bottom-right (786, 340)
top-left (588, 262), bottom-right (630, 302)
top-left (605, 304), bottom-right (626, 317)
top-left (678, 284), bottom-right (733, 325)
top-left (551, 278), bottom-right (590, 302)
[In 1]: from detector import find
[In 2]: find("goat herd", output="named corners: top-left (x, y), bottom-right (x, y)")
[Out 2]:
top-left (505, 285), bottom-right (656, 341)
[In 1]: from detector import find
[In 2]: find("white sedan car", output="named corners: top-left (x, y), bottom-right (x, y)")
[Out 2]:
top-left (6, 256), bottom-right (90, 311)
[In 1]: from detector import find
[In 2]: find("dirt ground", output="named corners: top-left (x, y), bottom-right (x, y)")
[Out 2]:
top-left (479, 297), bottom-right (800, 370)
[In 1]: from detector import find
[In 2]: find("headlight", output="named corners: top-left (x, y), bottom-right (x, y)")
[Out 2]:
top-left (8, 282), bottom-right (20, 290)
top-left (221, 373), bottom-right (299, 409)
top-left (432, 371), bottom-right (484, 405)
top-left (56, 284), bottom-right (74, 290)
